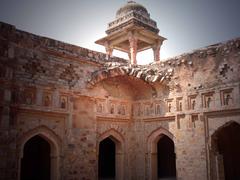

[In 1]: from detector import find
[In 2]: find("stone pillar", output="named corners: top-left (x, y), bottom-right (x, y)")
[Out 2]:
top-left (128, 32), bottom-right (138, 64)
top-left (128, 52), bottom-right (131, 60)
top-left (104, 42), bottom-right (113, 60)
top-left (152, 41), bottom-right (161, 62)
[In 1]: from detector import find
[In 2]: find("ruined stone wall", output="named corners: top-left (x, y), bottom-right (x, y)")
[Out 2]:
top-left (0, 22), bottom-right (120, 180)
top-left (161, 39), bottom-right (240, 180)
top-left (0, 21), bottom-right (240, 180)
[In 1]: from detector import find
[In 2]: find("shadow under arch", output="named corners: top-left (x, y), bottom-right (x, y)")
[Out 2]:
top-left (210, 121), bottom-right (240, 180)
top-left (147, 127), bottom-right (176, 180)
top-left (17, 125), bottom-right (62, 180)
top-left (88, 69), bottom-right (158, 99)
top-left (98, 128), bottom-right (125, 180)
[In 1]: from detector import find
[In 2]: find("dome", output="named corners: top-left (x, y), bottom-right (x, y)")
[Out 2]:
top-left (116, 1), bottom-right (149, 18)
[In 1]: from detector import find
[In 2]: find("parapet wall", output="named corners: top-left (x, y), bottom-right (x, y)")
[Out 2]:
top-left (0, 22), bottom-right (127, 65)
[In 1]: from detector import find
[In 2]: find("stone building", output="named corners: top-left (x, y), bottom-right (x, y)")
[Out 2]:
top-left (0, 1), bottom-right (240, 180)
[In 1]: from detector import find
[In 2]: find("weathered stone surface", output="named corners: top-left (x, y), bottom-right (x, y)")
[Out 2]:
top-left (88, 62), bottom-right (175, 87)
top-left (0, 6), bottom-right (240, 180)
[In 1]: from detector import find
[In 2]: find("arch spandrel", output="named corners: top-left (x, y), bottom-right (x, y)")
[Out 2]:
top-left (147, 127), bottom-right (175, 153)
top-left (98, 128), bottom-right (125, 146)
top-left (18, 125), bottom-right (62, 158)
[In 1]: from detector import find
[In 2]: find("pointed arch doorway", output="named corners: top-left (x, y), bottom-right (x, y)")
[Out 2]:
top-left (148, 128), bottom-right (176, 180)
top-left (18, 126), bottom-right (61, 180)
top-left (98, 130), bottom-right (124, 180)
top-left (157, 135), bottom-right (176, 180)
top-left (211, 121), bottom-right (240, 180)
top-left (98, 137), bottom-right (116, 179)
top-left (20, 135), bottom-right (51, 180)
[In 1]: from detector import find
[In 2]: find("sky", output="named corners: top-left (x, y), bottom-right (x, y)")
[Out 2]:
top-left (0, 0), bottom-right (240, 64)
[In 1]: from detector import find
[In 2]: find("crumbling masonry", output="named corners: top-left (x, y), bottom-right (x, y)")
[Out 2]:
top-left (0, 1), bottom-right (240, 180)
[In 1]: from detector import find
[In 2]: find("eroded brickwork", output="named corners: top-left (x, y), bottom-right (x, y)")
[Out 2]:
top-left (0, 20), bottom-right (240, 180)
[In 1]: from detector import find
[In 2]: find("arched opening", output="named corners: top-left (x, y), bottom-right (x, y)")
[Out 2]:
top-left (211, 122), bottom-right (240, 180)
top-left (98, 129), bottom-right (124, 180)
top-left (20, 135), bottom-right (51, 180)
top-left (98, 137), bottom-right (116, 179)
top-left (147, 128), bottom-right (176, 180)
top-left (18, 126), bottom-right (61, 180)
top-left (157, 135), bottom-right (176, 180)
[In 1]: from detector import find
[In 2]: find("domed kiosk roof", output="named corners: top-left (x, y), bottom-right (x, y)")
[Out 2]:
top-left (116, 1), bottom-right (149, 18)
top-left (105, 1), bottom-right (158, 35)
top-left (95, 1), bottom-right (166, 64)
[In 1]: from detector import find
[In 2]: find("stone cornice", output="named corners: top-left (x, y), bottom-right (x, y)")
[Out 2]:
top-left (203, 108), bottom-right (240, 118)
top-left (107, 11), bottom-right (158, 34)
top-left (96, 116), bottom-right (130, 122)
top-left (143, 115), bottom-right (175, 122)
top-left (17, 105), bottom-right (70, 117)
top-left (106, 18), bottom-right (159, 35)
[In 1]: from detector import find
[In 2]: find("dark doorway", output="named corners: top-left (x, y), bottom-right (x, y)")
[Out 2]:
top-left (98, 137), bottom-right (115, 179)
top-left (21, 135), bottom-right (51, 180)
top-left (157, 135), bottom-right (176, 179)
top-left (216, 122), bottom-right (240, 180)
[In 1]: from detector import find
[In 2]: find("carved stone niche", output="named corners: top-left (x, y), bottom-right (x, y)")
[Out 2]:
top-left (42, 92), bottom-right (52, 107)
top-left (144, 102), bottom-right (154, 116)
top-left (220, 88), bottom-right (233, 106)
top-left (166, 99), bottom-right (173, 113)
top-left (155, 103), bottom-right (161, 115)
top-left (202, 92), bottom-right (214, 108)
top-left (176, 97), bottom-right (183, 111)
top-left (190, 114), bottom-right (199, 128)
top-left (117, 103), bottom-right (127, 116)
top-left (96, 99), bottom-right (105, 113)
top-left (21, 88), bottom-right (36, 105)
top-left (144, 103), bottom-right (151, 116)
top-left (108, 100), bottom-right (116, 114)
top-left (133, 103), bottom-right (141, 117)
top-left (59, 95), bottom-right (68, 109)
top-left (188, 95), bottom-right (197, 110)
